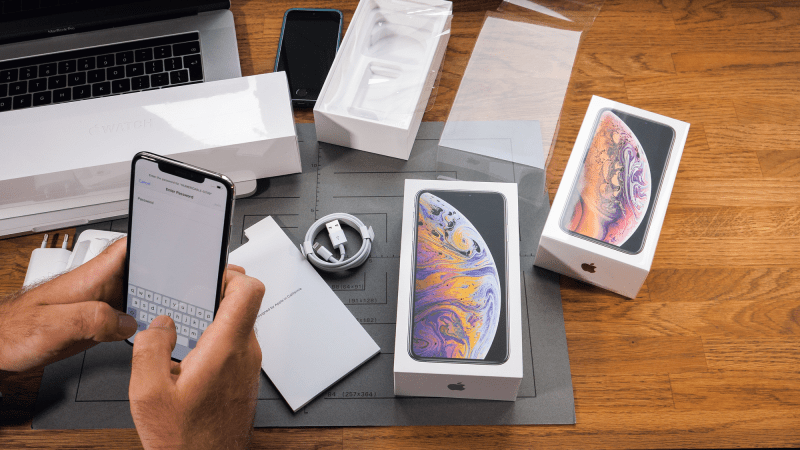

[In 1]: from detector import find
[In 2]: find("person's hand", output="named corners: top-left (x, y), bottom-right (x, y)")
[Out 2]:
top-left (0, 238), bottom-right (136, 373)
top-left (129, 265), bottom-right (264, 450)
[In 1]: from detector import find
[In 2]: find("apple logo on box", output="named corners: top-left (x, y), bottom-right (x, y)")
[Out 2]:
top-left (448, 382), bottom-right (465, 391)
top-left (581, 263), bottom-right (596, 273)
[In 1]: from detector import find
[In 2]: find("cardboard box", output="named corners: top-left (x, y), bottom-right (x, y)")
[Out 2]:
top-left (394, 179), bottom-right (522, 401)
top-left (535, 96), bottom-right (689, 298)
top-left (0, 72), bottom-right (300, 224)
top-left (314, 0), bottom-right (452, 160)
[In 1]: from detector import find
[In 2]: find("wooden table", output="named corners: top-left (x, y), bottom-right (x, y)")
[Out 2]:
top-left (3, 0), bottom-right (800, 447)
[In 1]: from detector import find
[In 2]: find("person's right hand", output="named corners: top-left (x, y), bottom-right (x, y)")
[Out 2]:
top-left (129, 265), bottom-right (264, 450)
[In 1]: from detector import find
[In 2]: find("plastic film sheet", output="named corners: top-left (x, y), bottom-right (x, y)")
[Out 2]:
top-left (438, 0), bottom-right (603, 192)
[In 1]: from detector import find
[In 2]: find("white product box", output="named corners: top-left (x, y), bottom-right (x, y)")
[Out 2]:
top-left (394, 179), bottom-right (522, 401)
top-left (0, 72), bottom-right (299, 224)
top-left (535, 96), bottom-right (689, 298)
top-left (314, 0), bottom-right (452, 160)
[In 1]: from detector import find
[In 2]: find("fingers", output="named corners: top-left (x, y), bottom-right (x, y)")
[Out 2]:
top-left (47, 301), bottom-right (138, 343)
top-left (247, 329), bottom-right (262, 369)
top-left (90, 235), bottom-right (128, 269)
top-left (209, 270), bottom-right (265, 344)
top-left (13, 301), bottom-right (137, 370)
top-left (178, 317), bottom-right (263, 397)
top-left (227, 264), bottom-right (246, 275)
top-left (130, 315), bottom-right (177, 395)
top-left (220, 265), bottom-right (245, 296)
top-left (33, 238), bottom-right (128, 307)
top-left (172, 273), bottom-right (263, 398)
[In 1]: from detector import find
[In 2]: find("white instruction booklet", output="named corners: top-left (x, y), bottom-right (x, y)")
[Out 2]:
top-left (228, 216), bottom-right (380, 412)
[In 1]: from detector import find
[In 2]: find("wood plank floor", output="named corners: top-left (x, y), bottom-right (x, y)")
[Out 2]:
top-left (2, 0), bottom-right (799, 448)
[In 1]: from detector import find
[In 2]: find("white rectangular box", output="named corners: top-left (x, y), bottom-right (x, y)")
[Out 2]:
top-left (535, 96), bottom-right (689, 298)
top-left (314, 0), bottom-right (452, 160)
top-left (394, 179), bottom-right (522, 401)
top-left (0, 72), bottom-right (300, 223)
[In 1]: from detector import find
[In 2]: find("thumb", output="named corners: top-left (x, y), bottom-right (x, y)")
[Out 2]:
top-left (10, 301), bottom-right (138, 371)
top-left (130, 315), bottom-right (177, 398)
top-left (49, 301), bottom-right (138, 343)
top-left (40, 237), bottom-right (128, 307)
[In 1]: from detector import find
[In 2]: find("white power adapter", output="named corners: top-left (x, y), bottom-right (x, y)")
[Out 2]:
top-left (23, 229), bottom-right (126, 288)
top-left (23, 234), bottom-right (71, 287)
top-left (64, 229), bottom-right (125, 269)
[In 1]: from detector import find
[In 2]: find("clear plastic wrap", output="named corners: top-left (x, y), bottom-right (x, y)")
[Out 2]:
top-left (435, 1), bottom-right (603, 254)
top-left (439, 0), bottom-right (603, 180)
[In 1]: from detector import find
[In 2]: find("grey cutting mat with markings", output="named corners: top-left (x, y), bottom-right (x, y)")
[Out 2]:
top-left (33, 122), bottom-right (574, 428)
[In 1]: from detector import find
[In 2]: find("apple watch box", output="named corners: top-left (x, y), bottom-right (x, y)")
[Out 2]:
top-left (394, 179), bottom-right (523, 401)
top-left (0, 72), bottom-right (300, 230)
top-left (534, 96), bottom-right (689, 298)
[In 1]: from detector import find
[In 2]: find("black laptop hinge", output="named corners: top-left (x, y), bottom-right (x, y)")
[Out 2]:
top-left (0, 2), bottom-right (227, 46)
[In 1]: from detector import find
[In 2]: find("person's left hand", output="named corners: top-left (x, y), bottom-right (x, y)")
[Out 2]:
top-left (0, 238), bottom-right (137, 372)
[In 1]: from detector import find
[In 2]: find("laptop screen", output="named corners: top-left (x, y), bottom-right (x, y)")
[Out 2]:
top-left (0, 0), bottom-right (228, 43)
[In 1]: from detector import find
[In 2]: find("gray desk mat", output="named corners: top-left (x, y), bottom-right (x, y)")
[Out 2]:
top-left (33, 122), bottom-right (574, 429)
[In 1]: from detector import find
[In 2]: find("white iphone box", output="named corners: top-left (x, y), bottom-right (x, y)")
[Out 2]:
top-left (394, 179), bottom-right (522, 401)
top-left (314, 0), bottom-right (452, 160)
top-left (535, 96), bottom-right (689, 298)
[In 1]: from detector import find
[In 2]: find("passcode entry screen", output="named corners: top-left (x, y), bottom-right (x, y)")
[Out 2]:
top-left (126, 158), bottom-right (228, 358)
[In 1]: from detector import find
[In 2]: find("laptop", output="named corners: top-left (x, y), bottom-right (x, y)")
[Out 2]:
top-left (0, 0), bottom-right (241, 238)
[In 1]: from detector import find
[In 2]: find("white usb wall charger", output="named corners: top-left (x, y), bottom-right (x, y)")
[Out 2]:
top-left (23, 234), bottom-right (72, 288)
top-left (23, 230), bottom-right (126, 288)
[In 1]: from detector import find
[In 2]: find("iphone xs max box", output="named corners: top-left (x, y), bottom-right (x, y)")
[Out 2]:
top-left (535, 96), bottom-right (689, 298)
top-left (394, 180), bottom-right (522, 401)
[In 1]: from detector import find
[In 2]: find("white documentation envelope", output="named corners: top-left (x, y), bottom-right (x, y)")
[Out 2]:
top-left (228, 216), bottom-right (380, 412)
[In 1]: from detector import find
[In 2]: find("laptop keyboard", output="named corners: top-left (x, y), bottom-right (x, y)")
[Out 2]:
top-left (0, 32), bottom-right (204, 112)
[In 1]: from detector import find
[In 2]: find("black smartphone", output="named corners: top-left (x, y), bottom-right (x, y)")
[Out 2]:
top-left (274, 8), bottom-right (343, 108)
top-left (561, 108), bottom-right (676, 254)
top-left (409, 189), bottom-right (509, 365)
top-left (124, 152), bottom-right (235, 361)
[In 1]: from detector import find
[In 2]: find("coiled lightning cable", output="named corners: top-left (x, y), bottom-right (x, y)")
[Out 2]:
top-left (300, 213), bottom-right (374, 272)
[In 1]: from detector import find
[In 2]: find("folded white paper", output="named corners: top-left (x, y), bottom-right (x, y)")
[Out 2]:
top-left (228, 216), bottom-right (380, 412)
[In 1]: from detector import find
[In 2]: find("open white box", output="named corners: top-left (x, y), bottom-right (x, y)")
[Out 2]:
top-left (535, 96), bottom-right (689, 298)
top-left (314, 0), bottom-right (452, 160)
top-left (394, 180), bottom-right (522, 401)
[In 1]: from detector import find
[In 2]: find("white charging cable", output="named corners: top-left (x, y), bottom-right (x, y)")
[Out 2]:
top-left (300, 213), bottom-right (374, 272)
